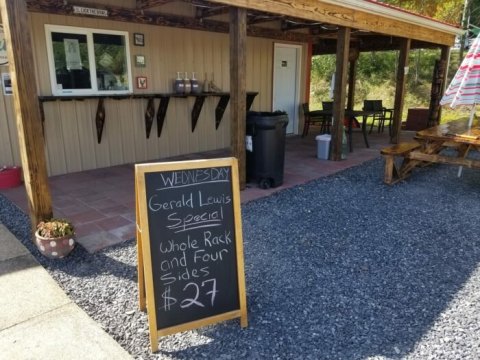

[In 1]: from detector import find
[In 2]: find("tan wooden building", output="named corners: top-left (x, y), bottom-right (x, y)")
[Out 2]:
top-left (0, 0), bottom-right (462, 225)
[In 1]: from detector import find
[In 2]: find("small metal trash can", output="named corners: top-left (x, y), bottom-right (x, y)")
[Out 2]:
top-left (246, 111), bottom-right (288, 189)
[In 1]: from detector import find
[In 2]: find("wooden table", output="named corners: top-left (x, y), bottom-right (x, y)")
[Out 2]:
top-left (381, 118), bottom-right (480, 184)
top-left (347, 109), bottom-right (383, 151)
top-left (309, 109), bottom-right (383, 151)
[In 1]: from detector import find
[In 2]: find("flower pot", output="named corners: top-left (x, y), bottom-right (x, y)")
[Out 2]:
top-left (34, 230), bottom-right (75, 259)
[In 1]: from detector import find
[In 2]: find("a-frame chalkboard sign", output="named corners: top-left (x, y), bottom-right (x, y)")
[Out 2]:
top-left (135, 157), bottom-right (248, 352)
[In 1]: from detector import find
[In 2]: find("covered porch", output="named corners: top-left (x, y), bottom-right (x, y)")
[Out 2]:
top-left (0, 0), bottom-right (461, 229)
top-left (1, 129), bottom-right (415, 252)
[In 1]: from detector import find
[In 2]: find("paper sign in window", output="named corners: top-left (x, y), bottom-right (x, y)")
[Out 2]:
top-left (64, 38), bottom-right (82, 70)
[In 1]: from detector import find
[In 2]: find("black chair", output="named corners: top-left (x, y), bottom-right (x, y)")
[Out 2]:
top-left (322, 101), bottom-right (333, 111)
top-left (301, 103), bottom-right (330, 137)
top-left (363, 100), bottom-right (393, 134)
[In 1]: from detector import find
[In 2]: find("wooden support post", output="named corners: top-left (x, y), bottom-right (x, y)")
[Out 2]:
top-left (346, 58), bottom-right (357, 111)
top-left (330, 27), bottom-right (350, 161)
top-left (0, 0), bottom-right (53, 228)
top-left (437, 45), bottom-right (451, 123)
top-left (440, 45), bottom-right (450, 92)
top-left (391, 38), bottom-right (411, 144)
top-left (305, 41), bottom-right (313, 101)
top-left (230, 7), bottom-right (247, 189)
top-left (427, 57), bottom-right (448, 127)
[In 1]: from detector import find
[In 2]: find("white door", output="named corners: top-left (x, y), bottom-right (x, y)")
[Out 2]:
top-left (273, 44), bottom-right (301, 135)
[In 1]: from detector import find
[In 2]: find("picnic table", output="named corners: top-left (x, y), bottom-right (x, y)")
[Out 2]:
top-left (381, 118), bottom-right (480, 184)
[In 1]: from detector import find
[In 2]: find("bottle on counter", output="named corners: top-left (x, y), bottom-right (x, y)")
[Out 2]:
top-left (174, 72), bottom-right (185, 94)
top-left (203, 72), bottom-right (210, 93)
top-left (191, 72), bottom-right (201, 94)
top-left (184, 72), bottom-right (191, 94)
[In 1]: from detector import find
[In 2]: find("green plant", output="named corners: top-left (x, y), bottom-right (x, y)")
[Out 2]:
top-left (36, 218), bottom-right (74, 238)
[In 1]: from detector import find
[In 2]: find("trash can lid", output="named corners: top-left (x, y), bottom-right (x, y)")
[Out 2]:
top-left (315, 134), bottom-right (331, 141)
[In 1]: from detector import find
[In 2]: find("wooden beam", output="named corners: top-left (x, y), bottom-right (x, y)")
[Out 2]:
top-left (230, 7), bottom-right (247, 189)
top-left (330, 26), bottom-right (350, 161)
top-left (0, 0), bottom-right (53, 228)
top-left (208, 0), bottom-right (456, 46)
top-left (248, 14), bottom-right (282, 25)
top-left (313, 37), bottom-right (441, 55)
top-left (391, 38), bottom-right (411, 144)
top-left (281, 19), bottom-right (320, 31)
top-left (247, 25), bottom-right (309, 42)
top-left (408, 151), bottom-right (480, 168)
top-left (137, 0), bottom-right (174, 9)
top-left (196, 5), bottom-right (229, 19)
top-left (311, 26), bottom-right (341, 36)
top-left (26, 1), bottom-right (311, 43)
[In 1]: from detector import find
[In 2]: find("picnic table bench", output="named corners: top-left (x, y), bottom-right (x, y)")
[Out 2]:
top-left (381, 118), bottom-right (480, 184)
top-left (381, 142), bottom-right (421, 184)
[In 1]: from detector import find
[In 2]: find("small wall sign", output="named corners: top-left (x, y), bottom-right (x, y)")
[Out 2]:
top-left (135, 55), bottom-right (146, 67)
top-left (73, 6), bottom-right (108, 17)
top-left (134, 33), bottom-right (144, 46)
top-left (2, 72), bottom-right (12, 95)
top-left (136, 76), bottom-right (147, 89)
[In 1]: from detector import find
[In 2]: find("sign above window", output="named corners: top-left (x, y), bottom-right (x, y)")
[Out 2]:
top-left (73, 6), bottom-right (108, 17)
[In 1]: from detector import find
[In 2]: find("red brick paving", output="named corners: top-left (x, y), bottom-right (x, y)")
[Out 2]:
top-left (1, 130), bottom-right (414, 253)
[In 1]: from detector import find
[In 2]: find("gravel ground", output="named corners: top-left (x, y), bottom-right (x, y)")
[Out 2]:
top-left (2, 157), bottom-right (480, 359)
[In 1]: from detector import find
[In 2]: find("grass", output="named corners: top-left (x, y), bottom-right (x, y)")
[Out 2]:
top-left (309, 93), bottom-right (477, 126)
top-left (440, 107), bottom-right (475, 124)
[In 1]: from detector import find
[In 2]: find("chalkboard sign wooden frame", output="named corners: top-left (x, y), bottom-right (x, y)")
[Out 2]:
top-left (135, 157), bottom-right (248, 352)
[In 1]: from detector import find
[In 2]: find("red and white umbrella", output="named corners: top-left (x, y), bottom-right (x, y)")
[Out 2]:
top-left (440, 32), bottom-right (480, 126)
top-left (440, 32), bottom-right (480, 175)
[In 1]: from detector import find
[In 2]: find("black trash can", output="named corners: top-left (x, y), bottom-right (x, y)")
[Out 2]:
top-left (246, 111), bottom-right (288, 189)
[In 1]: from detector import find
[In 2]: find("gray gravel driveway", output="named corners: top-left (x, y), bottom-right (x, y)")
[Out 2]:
top-left (2, 157), bottom-right (480, 359)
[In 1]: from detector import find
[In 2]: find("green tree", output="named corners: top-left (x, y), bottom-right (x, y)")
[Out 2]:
top-left (379, 0), bottom-right (464, 24)
top-left (310, 48), bottom-right (441, 111)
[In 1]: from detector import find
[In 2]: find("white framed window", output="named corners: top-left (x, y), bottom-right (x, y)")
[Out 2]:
top-left (45, 25), bottom-right (132, 96)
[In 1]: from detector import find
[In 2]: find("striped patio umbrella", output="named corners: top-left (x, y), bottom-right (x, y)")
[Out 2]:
top-left (440, 32), bottom-right (480, 176)
top-left (440, 31), bottom-right (480, 127)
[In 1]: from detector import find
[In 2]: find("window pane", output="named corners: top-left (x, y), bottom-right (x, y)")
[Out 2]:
top-left (94, 33), bottom-right (129, 91)
top-left (51, 32), bottom-right (91, 90)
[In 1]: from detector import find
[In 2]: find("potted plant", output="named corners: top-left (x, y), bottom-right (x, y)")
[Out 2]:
top-left (35, 218), bottom-right (75, 259)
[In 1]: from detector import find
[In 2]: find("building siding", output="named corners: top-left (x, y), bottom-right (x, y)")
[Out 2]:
top-left (0, 13), bottom-right (306, 175)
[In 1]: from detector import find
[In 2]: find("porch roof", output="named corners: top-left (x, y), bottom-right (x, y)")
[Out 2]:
top-left (25, 0), bottom-right (462, 53)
